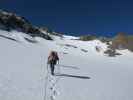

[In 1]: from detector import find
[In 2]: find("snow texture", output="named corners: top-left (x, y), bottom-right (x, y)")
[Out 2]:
top-left (0, 30), bottom-right (133, 100)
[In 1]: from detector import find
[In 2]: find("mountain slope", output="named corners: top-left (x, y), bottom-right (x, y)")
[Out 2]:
top-left (0, 30), bottom-right (133, 100)
top-left (0, 9), bottom-right (52, 40)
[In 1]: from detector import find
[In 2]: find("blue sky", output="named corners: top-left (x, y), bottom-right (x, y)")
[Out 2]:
top-left (1, 0), bottom-right (133, 36)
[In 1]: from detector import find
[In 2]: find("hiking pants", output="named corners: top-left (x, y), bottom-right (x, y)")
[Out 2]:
top-left (50, 61), bottom-right (55, 75)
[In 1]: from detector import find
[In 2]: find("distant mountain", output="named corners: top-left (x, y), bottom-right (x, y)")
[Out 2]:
top-left (1, 9), bottom-right (133, 53)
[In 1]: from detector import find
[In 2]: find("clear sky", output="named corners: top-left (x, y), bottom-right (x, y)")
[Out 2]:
top-left (1, 0), bottom-right (133, 36)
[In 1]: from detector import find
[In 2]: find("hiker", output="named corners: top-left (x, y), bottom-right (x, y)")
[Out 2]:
top-left (47, 51), bottom-right (59, 75)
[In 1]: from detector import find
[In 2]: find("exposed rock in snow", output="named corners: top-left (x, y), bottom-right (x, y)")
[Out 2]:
top-left (0, 9), bottom-right (52, 40)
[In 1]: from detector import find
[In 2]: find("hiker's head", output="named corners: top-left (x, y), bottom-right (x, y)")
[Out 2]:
top-left (49, 51), bottom-right (57, 56)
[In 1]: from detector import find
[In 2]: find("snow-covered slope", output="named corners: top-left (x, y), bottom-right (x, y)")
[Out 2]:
top-left (0, 30), bottom-right (133, 100)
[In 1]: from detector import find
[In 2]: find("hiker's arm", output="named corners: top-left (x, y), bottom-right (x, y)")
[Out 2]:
top-left (57, 59), bottom-right (59, 64)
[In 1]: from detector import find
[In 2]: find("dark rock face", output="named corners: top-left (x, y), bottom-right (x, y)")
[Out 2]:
top-left (104, 48), bottom-right (122, 57)
top-left (112, 32), bottom-right (128, 50)
top-left (80, 35), bottom-right (97, 41)
top-left (0, 9), bottom-right (52, 40)
top-left (109, 32), bottom-right (133, 52)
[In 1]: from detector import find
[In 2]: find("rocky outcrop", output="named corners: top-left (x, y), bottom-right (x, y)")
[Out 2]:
top-left (0, 9), bottom-right (52, 40)
top-left (112, 32), bottom-right (128, 50)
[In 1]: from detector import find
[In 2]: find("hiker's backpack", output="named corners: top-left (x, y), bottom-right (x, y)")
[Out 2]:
top-left (48, 51), bottom-right (59, 64)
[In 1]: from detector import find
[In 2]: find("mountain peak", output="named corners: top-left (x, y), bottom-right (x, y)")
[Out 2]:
top-left (0, 9), bottom-right (52, 40)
